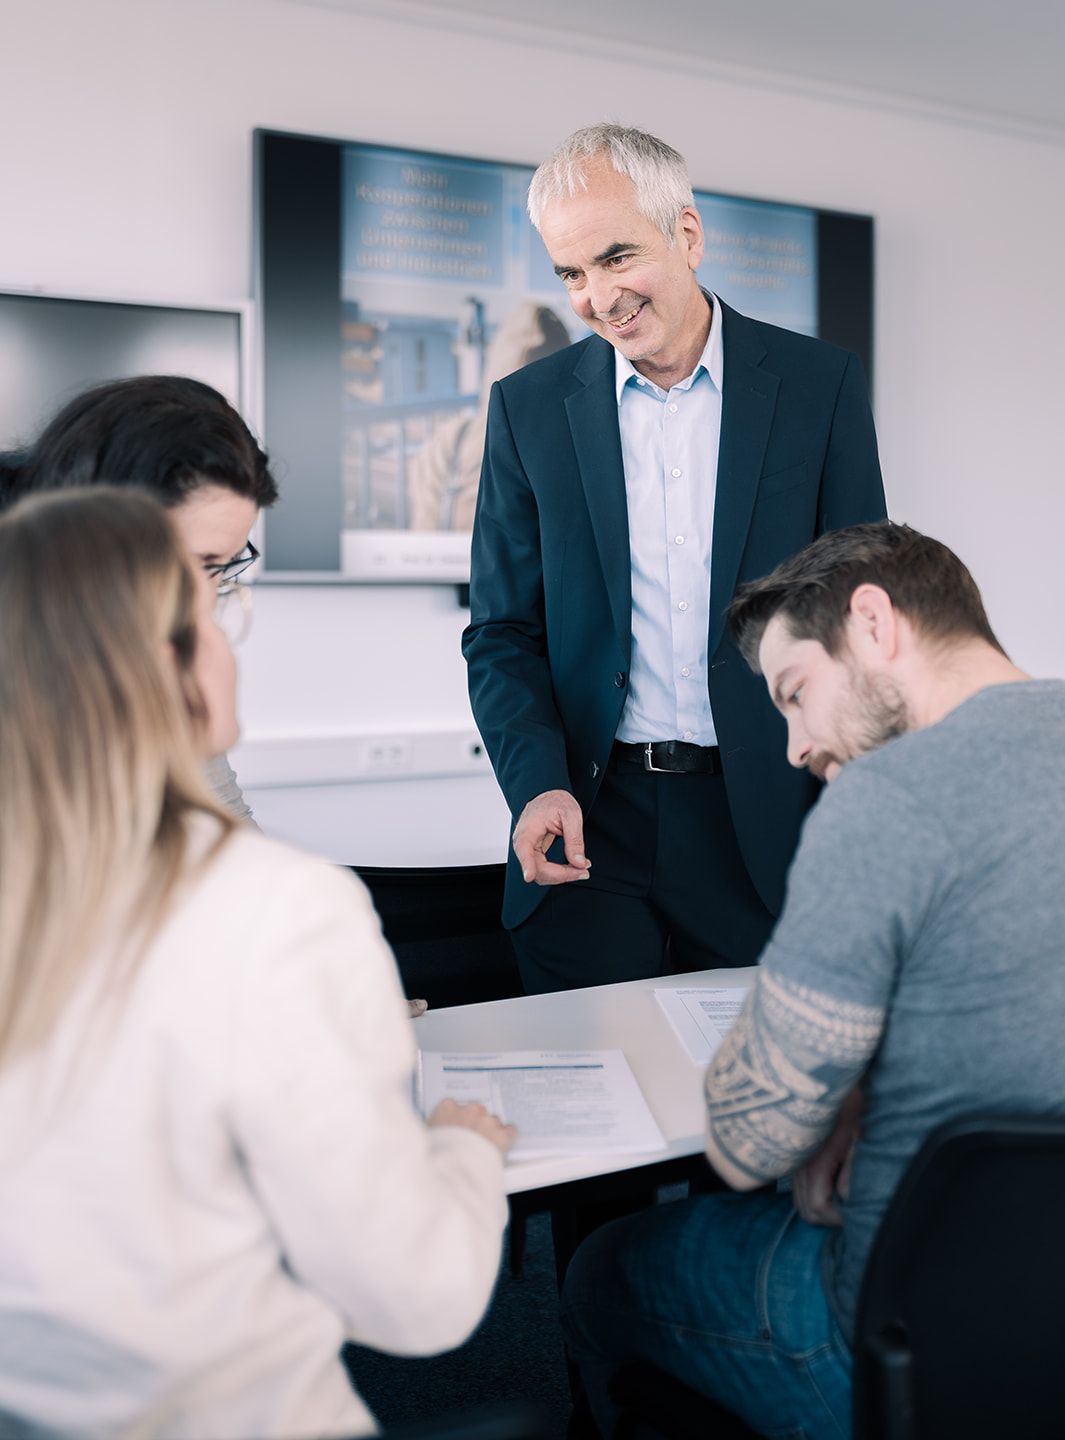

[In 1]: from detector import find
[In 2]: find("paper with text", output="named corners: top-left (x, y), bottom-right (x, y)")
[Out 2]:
top-left (418, 1049), bottom-right (667, 1159)
top-left (654, 985), bottom-right (752, 1065)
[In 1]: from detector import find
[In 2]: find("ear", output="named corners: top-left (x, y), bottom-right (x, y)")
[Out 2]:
top-left (846, 583), bottom-right (900, 661)
top-left (678, 205), bottom-right (704, 270)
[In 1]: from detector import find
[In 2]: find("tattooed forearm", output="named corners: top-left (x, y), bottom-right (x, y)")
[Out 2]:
top-left (704, 969), bottom-right (885, 1189)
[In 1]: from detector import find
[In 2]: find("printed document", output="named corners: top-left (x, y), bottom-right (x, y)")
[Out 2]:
top-left (654, 985), bottom-right (752, 1065)
top-left (418, 1049), bottom-right (667, 1159)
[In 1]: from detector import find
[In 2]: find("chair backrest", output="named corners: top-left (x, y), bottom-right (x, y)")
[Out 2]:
top-left (852, 1113), bottom-right (1065, 1440)
top-left (352, 863), bottom-right (520, 1007)
top-left (352, 863), bottom-right (506, 946)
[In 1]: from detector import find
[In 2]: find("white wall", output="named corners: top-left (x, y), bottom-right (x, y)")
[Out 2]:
top-left (4, 0), bottom-right (1064, 861)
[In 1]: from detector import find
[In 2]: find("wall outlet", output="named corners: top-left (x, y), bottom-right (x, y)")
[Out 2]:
top-left (362, 737), bottom-right (414, 771)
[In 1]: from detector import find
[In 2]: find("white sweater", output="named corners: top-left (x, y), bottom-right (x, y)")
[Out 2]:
top-left (0, 825), bottom-right (507, 1439)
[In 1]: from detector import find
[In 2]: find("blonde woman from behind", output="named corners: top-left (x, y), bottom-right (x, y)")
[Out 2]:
top-left (0, 488), bottom-right (513, 1440)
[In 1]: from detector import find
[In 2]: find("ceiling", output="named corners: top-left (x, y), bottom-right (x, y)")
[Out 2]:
top-left (302, 0), bottom-right (1065, 137)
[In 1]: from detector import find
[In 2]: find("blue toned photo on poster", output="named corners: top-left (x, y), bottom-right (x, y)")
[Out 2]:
top-left (339, 145), bottom-right (577, 560)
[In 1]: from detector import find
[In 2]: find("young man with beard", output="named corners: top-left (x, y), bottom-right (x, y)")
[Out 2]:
top-left (560, 520), bottom-right (1065, 1439)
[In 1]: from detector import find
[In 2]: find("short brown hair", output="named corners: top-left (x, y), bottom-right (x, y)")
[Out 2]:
top-left (729, 520), bottom-right (1004, 672)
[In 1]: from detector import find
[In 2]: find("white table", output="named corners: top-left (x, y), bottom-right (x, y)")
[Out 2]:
top-left (414, 966), bottom-right (757, 1196)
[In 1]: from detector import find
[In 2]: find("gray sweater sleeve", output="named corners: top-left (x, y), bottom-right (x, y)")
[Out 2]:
top-left (204, 752), bottom-right (257, 827)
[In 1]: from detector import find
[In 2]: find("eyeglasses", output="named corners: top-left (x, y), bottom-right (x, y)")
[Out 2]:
top-left (215, 581), bottom-right (253, 647)
top-left (206, 540), bottom-right (259, 594)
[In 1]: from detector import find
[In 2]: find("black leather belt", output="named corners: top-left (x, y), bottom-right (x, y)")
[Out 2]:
top-left (611, 740), bottom-right (722, 775)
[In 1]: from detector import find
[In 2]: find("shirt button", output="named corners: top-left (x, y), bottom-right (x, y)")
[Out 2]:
top-left (668, 402), bottom-right (678, 413)
top-left (684, 730), bottom-right (694, 740)
top-left (678, 600), bottom-right (689, 612)
top-left (671, 467), bottom-right (682, 478)
top-left (636, 377), bottom-right (646, 385)
top-left (614, 671), bottom-right (626, 688)
top-left (674, 535), bottom-right (684, 545)
top-left (681, 666), bottom-right (691, 677)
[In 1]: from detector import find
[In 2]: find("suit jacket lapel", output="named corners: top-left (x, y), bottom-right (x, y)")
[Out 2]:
top-left (566, 337), bottom-right (631, 656)
top-left (709, 301), bottom-right (780, 657)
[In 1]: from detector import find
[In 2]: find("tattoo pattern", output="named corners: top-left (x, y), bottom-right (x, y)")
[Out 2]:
top-left (705, 968), bottom-right (885, 1186)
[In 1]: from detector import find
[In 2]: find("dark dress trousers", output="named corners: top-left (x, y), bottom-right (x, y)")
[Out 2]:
top-left (462, 299), bottom-right (886, 985)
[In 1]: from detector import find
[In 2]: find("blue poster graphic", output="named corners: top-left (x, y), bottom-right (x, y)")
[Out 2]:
top-left (343, 148), bottom-right (506, 286)
top-left (695, 193), bottom-right (817, 335)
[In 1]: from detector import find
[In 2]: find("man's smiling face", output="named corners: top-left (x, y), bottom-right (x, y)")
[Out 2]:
top-left (538, 159), bottom-right (709, 388)
top-left (758, 612), bottom-right (909, 781)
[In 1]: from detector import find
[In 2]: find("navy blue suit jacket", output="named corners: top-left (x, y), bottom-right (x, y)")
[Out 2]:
top-left (463, 300), bottom-right (886, 928)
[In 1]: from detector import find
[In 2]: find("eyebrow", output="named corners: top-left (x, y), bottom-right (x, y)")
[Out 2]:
top-left (594, 241), bottom-right (639, 263)
top-left (196, 545), bottom-right (245, 567)
top-left (552, 241), bottom-right (642, 276)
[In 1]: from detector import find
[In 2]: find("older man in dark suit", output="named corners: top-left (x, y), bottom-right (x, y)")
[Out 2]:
top-left (463, 124), bottom-right (886, 993)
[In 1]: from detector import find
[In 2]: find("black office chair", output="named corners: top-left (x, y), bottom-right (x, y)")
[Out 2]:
top-left (352, 862), bottom-right (521, 1009)
top-left (853, 1113), bottom-right (1065, 1440)
top-left (604, 1115), bottom-right (1065, 1440)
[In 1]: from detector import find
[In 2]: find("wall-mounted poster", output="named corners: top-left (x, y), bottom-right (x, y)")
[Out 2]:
top-left (256, 130), bottom-right (871, 582)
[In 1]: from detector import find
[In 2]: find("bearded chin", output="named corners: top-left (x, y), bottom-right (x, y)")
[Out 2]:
top-left (855, 671), bottom-right (910, 753)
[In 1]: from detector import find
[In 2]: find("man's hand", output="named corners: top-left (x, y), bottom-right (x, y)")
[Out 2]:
top-left (791, 1087), bottom-right (863, 1227)
top-left (428, 1099), bottom-right (517, 1155)
top-left (512, 789), bottom-right (591, 886)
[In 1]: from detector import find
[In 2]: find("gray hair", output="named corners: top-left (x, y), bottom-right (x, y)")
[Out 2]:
top-left (527, 124), bottom-right (694, 244)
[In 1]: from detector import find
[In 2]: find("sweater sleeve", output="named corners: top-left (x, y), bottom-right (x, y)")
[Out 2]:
top-left (703, 764), bottom-right (954, 1187)
top-left (204, 752), bottom-right (257, 827)
top-left (227, 858), bottom-right (507, 1355)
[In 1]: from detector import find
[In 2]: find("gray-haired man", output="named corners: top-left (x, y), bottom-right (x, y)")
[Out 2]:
top-left (463, 124), bottom-right (885, 993)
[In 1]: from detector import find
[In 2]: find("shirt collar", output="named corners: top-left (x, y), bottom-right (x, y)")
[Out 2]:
top-left (614, 290), bottom-right (723, 405)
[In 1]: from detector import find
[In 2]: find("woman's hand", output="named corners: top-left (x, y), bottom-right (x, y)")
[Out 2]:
top-left (428, 1099), bottom-right (516, 1155)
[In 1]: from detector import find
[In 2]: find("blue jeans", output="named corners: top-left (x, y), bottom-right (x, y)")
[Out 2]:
top-left (560, 1190), bottom-right (852, 1440)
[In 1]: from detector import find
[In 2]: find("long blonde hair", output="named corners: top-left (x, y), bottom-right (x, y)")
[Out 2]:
top-left (0, 487), bottom-right (235, 1067)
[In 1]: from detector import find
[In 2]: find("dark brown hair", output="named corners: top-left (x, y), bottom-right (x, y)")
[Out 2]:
top-left (13, 375), bottom-right (278, 510)
top-left (729, 520), bottom-right (1004, 672)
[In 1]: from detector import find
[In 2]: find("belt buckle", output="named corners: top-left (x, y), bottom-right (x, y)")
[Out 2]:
top-left (643, 742), bottom-right (670, 773)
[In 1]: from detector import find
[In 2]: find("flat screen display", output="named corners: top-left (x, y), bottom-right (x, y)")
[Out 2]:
top-left (257, 130), bottom-right (873, 582)
top-left (0, 293), bottom-right (245, 453)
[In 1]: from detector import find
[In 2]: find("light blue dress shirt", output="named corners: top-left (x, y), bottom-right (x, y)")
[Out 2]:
top-left (614, 294), bottom-right (723, 746)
